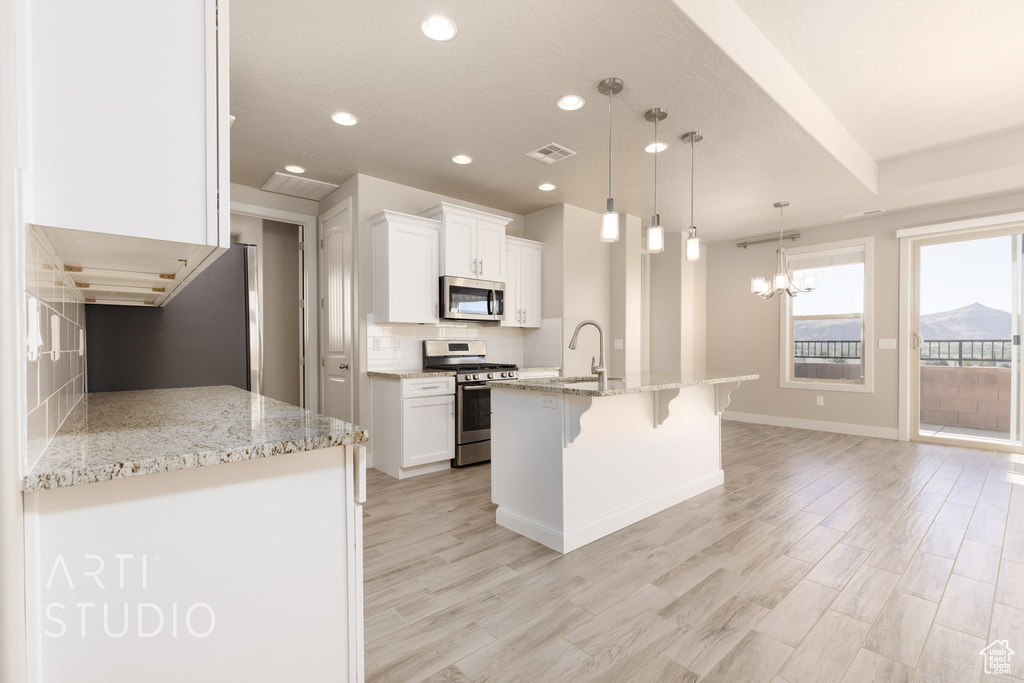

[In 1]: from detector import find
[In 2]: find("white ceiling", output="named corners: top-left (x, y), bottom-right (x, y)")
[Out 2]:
top-left (229, 0), bottom-right (1024, 243)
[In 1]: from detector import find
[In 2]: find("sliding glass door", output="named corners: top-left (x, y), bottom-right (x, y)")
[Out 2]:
top-left (913, 231), bottom-right (1023, 449)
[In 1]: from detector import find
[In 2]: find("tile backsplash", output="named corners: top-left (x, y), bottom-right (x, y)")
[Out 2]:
top-left (366, 318), bottom-right (563, 372)
top-left (24, 230), bottom-right (85, 473)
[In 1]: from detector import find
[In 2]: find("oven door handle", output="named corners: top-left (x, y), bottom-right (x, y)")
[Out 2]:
top-left (461, 384), bottom-right (490, 392)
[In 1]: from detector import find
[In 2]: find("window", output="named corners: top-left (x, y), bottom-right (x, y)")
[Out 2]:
top-left (780, 237), bottom-right (874, 393)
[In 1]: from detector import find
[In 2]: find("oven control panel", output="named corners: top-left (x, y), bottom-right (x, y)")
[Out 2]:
top-left (457, 370), bottom-right (518, 383)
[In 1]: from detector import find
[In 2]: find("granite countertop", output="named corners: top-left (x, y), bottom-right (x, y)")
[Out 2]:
top-left (366, 370), bottom-right (456, 379)
top-left (489, 372), bottom-right (759, 397)
top-left (24, 385), bottom-right (369, 492)
top-left (518, 367), bottom-right (561, 372)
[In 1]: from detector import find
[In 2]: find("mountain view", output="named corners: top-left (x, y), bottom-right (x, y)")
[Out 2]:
top-left (795, 302), bottom-right (1011, 341)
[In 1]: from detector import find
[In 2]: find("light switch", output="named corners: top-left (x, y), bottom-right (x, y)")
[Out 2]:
top-left (878, 339), bottom-right (897, 349)
top-left (614, 339), bottom-right (624, 350)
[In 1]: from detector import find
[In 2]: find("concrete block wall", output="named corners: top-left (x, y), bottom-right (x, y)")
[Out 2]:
top-left (919, 365), bottom-right (1010, 431)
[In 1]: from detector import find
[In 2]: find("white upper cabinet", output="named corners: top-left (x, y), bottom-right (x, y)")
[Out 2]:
top-left (419, 203), bottom-right (511, 282)
top-left (503, 236), bottom-right (543, 328)
top-left (18, 0), bottom-right (230, 306)
top-left (370, 211), bottom-right (440, 324)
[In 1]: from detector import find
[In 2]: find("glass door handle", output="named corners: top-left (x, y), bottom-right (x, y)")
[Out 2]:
top-left (912, 332), bottom-right (922, 349)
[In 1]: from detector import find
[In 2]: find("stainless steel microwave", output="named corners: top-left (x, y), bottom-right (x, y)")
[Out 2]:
top-left (440, 276), bottom-right (505, 322)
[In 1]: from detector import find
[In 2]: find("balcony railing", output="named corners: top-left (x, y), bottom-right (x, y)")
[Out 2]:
top-left (794, 339), bottom-right (1014, 367)
top-left (794, 340), bottom-right (861, 362)
top-left (919, 339), bottom-right (1012, 367)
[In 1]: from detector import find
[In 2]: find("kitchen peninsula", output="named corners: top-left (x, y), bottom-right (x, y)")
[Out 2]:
top-left (22, 386), bottom-right (368, 683)
top-left (489, 372), bottom-right (757, 553)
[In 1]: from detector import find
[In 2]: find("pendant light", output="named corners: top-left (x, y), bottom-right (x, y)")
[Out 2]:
top-left (751, 201), bottom-right (816, 299)
top-left (681, 131), bottom-right (703, 261)
top-left (644, 108), bottom-right (667, 254)
top-left (598, 78), bottom-right (624, 242)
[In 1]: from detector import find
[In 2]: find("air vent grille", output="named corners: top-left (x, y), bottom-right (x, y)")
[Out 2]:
top-left (261, 172), bottom-right (340, 201)
top-left (841, 208), bottom-right (886, 220)
top-left (526, 143), bottom-right (577, 165)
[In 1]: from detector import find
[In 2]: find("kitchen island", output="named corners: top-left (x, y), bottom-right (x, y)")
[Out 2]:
top-left (23, 386), bottom-right (368, 683)
top-left (489, 372), bottom-right (757, 553)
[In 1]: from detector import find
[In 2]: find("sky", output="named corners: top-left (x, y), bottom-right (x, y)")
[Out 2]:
top-left (919, 236), bottom-right (1012, 315)
top-left (790, 235), bottom-right (1013, 317)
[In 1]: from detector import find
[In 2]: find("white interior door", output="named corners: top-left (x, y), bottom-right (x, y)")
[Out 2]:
top-left (320, 201), bottom-right (354, 422)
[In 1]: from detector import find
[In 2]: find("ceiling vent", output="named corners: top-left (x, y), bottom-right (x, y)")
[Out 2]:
top-left (526, 143), bottom-right (577, 165)
top-left (260, 172), bottom-right (340, 201)
top-left (841, 208), bottom-right (886, 220)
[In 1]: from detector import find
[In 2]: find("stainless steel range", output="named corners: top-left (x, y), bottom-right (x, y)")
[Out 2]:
top-left (423, 340), bottom-right (518, 467)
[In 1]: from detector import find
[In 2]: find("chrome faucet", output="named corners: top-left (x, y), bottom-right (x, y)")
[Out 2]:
top-left (568, 320), bottom-right (607, 388)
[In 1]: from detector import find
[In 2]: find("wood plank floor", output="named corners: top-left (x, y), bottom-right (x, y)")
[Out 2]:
top-left (362, 421), bottom-right (1024, 682)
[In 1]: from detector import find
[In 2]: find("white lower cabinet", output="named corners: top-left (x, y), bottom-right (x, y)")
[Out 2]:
top-left (402, 395), bottom-right (455, 468)
top-left (370, 376), bottom-right (455, 478)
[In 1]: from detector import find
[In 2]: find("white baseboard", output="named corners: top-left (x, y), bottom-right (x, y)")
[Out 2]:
top-left (496, 469), bottom-right (725, 554)
top-left (722, 411), bottom-right (900, 440)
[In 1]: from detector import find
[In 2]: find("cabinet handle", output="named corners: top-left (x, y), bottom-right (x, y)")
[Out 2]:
top-left (480, 259), bottom-right (484, 274)
top-left (420, 384), bottom-right (442, 390)
top-left (473, 258), bottom-right (478, 276)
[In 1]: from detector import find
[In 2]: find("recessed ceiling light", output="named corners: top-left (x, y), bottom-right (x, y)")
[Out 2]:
top-left (538, 183), bottom-right (556, 191)
top-left (452, 154), bottom-right (473, 165)
top-left (331, 111), bottom-right (358, 126)
top-left (284, 165), bottom-right (305, 174)
top-left (421, 15), bottom-right (457, 41)
top-left (556, 95), bottom-right (586, 111)
top-left (645, 142), bottom-right (667, 153)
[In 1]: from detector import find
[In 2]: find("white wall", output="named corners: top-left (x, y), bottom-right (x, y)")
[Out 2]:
top-left (706, 191), bottom-right (1024, 434)
top-left (560, 204), bottom-right (614, 377)
top-left (649, 232), bottom-right (707, 374)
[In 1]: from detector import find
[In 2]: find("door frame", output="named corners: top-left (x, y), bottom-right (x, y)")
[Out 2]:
top-left (318, 198), bottom-right (355, 421)
top-left (230, 201), bottom-right (318, 411)
top-left (897, 210), bottom-right (1024, 445)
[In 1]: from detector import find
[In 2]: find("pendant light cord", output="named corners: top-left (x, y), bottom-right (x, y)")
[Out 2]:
top-left (653, 117), bottom-right (658, 216)
top-left (689, 136), bottom-right (695, 227)
top-left (607, 91), bottom-right (613, 198)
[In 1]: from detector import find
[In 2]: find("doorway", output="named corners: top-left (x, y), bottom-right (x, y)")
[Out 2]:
top-left (912, 230), bottom-right (1022, 449)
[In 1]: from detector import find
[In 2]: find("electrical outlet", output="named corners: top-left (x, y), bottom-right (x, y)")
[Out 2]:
top-left (541, 396), bottom-right (556, 409)
top-left (878, 338), bottom-right (897, 349)
top-left (394, 338), bottom-right (402, 350)
top-left (497, 340), bottom-right (503, 350)
top-left (614, 339), bottom-right (624, 350)
top-left (816, 396), bottom-right (824, 406)
top-left (372, 337), bottom-right (381, 351)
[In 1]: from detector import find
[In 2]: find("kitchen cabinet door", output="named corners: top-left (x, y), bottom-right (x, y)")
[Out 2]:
top-left (25, 0), bottom-right (229, 249)
top-left (443, 213), bottom-right (478, 279)
top-left (476, 219), bottom-right (506, 281)
top-left (370, 211), bottom-right (440, 324)
top-left (420, 203), bottom-right (512, 281)
top-left (520, 242), bottom-right (543, 328)
top-left (502, 244), bottom-right (520, 327)
top-left (402, 395), bottom-right (455, 468)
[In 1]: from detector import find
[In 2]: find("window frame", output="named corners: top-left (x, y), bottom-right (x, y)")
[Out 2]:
top-left (779, 236), bottom-right (875, 394)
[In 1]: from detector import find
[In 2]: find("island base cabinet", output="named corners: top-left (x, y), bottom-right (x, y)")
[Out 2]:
top-left (491, 387), bottom-right (724, 553)
top-left (24, 446), bottom-right (366, 683)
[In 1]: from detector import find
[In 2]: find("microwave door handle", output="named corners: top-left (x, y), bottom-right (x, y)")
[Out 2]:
top-left (487, 290), bottom-right (494, 315)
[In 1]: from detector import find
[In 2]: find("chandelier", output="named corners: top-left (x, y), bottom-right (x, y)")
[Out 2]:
top-left (750, 201), bottom-right (816, 299)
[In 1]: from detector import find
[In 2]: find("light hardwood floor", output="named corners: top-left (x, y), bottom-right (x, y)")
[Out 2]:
top-left (362, 421), bottom-right (1024, 682)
